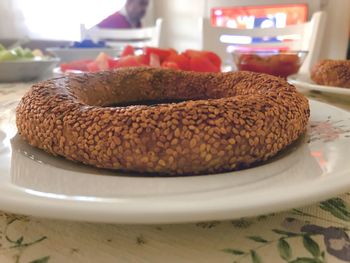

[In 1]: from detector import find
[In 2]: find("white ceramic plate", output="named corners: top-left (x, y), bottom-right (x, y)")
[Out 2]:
top-left (288, 73), bottom-right (350, 95)
top-left (0, 58), bottom-right (60, 83)
top-left (52, 67), bottom-right (84, 78)
top-left (1, 100), bottom-right (350, 224)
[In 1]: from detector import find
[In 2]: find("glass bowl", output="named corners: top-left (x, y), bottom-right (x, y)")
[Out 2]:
top-left (232, 50), bottom-right (308, 78)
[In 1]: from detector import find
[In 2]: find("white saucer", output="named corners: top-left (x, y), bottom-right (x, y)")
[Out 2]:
top-left (288, 73), bottom-right (350, 95)
top-left (1, 100), bottom-right (350, 224)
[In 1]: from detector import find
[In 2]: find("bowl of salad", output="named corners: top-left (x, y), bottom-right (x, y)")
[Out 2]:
top-left (0, 44), bottom-right (59, 82)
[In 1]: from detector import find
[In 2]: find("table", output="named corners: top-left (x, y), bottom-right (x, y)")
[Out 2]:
top-left (0, 83), bottom-right (350, 263)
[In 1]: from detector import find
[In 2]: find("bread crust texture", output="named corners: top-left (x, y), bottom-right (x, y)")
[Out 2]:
top-left (311, 59), bottom-right (350, 88)
top-left (16, 67), bottom-right (310, 175)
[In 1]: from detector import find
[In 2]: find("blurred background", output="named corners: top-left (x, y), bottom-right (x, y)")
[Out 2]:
top-left (0, 0), bottom-right (349, 59)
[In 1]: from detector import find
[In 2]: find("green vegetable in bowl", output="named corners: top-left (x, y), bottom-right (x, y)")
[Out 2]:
top-left (0, 44), bottom-right (46, 62)
top-left (12, 47), bottom-right (35, 59)
top-left (0, 50), bottom-right (17, 61)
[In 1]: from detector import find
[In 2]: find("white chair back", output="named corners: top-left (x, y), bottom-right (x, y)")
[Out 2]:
top-left (201, 12), bottom-right (327, 73)
top-left (81, 18), bottom-right (163, 48)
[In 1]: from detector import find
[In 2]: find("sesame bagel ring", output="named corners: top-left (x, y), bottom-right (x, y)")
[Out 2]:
top-left (311, 59), bottom-right (350, 88)
top-left (16, 67), bottom-right (309, 175)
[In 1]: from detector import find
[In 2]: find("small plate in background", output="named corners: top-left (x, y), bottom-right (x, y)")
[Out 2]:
top-left (288, 73), bottom-right (350, 96)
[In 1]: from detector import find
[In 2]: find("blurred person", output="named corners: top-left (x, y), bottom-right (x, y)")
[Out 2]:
top-left (97, 0), bottom-right (149, 29)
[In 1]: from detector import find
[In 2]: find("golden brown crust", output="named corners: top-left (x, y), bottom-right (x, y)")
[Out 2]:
top-left (16, 67), bottom-right (309, 175)
top-left (311, 59), bottom-right (350, 88)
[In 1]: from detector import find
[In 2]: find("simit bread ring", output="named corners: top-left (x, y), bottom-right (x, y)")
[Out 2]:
top-left (311, 59), bottom-right (350, 88)
top-left (16, 67), bottom-right (309, 175)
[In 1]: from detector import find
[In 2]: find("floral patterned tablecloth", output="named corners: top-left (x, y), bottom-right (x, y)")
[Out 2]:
top-left (0, 83), bottom-right (350, 263)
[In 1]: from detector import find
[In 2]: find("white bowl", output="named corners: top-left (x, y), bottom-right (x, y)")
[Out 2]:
top-left (46, 47), bottom-right (122, 63)
top-left (52, 67), bottom-right (85, 78)
top-left (0, 58), bottom-right (60, 83)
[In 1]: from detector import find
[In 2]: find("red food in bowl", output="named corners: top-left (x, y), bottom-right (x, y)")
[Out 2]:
top-left (234, 51), bottom-right (307, 78)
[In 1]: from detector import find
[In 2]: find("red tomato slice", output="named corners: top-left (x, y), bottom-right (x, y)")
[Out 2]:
top-left (121, 45), bottom-right (135, 57)
top-left (163, 54), bottom-right (190, 70)
top-left (60, 59), bottom-right (93, 72)
top-left (190, 56), bottom-right (220, 72)
top-left (116, 55), bottom-right (148, 68)
top-left (137, 54), bottom-right (149, 65)
top-left (108, 55), bottom-right (149, 69)
top-left (161, 61), bottom-right (180, 70)
top-left (183, 49), bottom-right (221, 68)
top-left (94, 52), bottom-right (111, 70)
top-left (144, 47), bottom-right (174, 63)
top-left (204, 51), bottom-right (221, 68)
top-left (183, 49), bottom-right (206, 59)
top-left (149, 53), bottom-right (160, 67)
top-left (108, 58), bottom-right (119, 69)
top-left (168, 48), bottom-right (178, 56)
top-left (86, 61), bottom-right (101, 72)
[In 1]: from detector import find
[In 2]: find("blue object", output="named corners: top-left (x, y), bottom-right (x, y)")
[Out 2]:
top-left (70, 39), bottom-right (107, 48)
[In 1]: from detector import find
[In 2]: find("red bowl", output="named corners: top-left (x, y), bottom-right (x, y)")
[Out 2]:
top-left (232, 50), bottom-right (308, 78)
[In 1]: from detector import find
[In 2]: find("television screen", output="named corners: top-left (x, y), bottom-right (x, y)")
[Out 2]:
top-left (211, 4), bottom-right (308, 46)
top-left (211, 4), bottom-right (308, 29)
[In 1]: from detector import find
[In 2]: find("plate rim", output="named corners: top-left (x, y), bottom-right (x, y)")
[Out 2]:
top-left (288, 73), bottom-right (350, 95)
